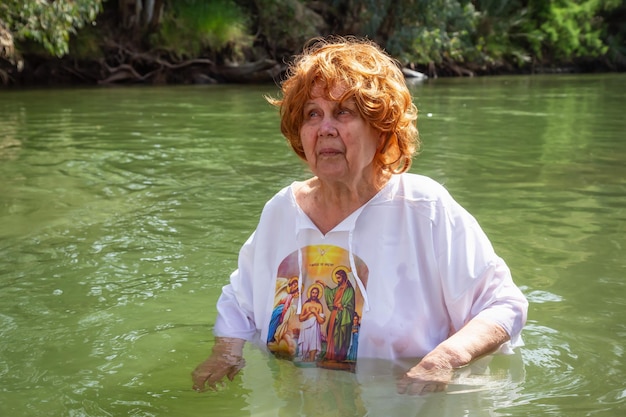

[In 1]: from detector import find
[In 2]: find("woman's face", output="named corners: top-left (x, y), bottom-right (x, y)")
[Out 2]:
top-left (299, 84), bottom-right (383, 185)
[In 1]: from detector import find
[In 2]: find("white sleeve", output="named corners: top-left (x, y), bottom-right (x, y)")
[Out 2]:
top-left (464, 256), bottom-right (528, 351)
top-left (436, 195), bottom-right (528, 351)
top-left (213, 232), bottom-right (258, 340)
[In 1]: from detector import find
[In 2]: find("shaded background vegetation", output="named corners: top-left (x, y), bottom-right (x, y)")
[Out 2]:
top-left (0, 0), bottom-right (624, 86)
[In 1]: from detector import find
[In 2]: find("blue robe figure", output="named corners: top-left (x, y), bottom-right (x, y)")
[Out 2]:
top-left (347, 314), bottom-right (360, 361)
top-left (267, 304), bottom-right (284, 343)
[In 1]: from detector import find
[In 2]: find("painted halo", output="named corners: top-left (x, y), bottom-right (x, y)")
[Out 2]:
top-left (331, 265), bottom-right (351, 284)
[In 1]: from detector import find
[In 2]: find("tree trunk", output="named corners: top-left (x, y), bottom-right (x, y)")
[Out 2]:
top-left (119, 0), bottom-right (165, 31)
top-left (142, 0), bottom-right (154, 26)
top-left (119, 0), bottom-right (142, 29)
top-left (148, 0), bottom-right (165, 29)
top-left (375, 1), bottom-right (396, 46)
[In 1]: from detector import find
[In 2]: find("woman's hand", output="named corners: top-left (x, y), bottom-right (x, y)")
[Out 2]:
top-left (396, 357), bottom-right (454, 395)
top-left (191, 337), bottom-right (246, 392)
top-left (397, 317), bottom-right (510, 395)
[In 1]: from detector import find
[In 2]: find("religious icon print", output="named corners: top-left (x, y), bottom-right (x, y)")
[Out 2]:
top-left (266, 244), bottom-right (368, 372)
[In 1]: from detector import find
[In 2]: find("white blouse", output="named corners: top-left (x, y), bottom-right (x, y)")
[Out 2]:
top-left (214, 173), bottom-right (528, 364)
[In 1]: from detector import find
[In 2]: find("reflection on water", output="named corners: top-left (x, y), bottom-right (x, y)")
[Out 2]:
top-left (0, 75), bottom-right (625, 416)
top-left (191, 347), bottom-right (526, 417)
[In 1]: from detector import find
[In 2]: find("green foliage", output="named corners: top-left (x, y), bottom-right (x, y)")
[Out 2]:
top-left (339, 0), bottom-right (478, 66)
top-left (0, 0), bottom-right (104, 57)
top-left (326, 0), bottom-right (623, 69)
top-left (600, 0), bottom-right (626, 67)
top-left (526, 0), bottom-right (612, 59)
top-left (471, 0), bottom-right (536, 67)
top-left (155, 0), bottom-right (251, 59)
top-left (2, 0), bottom-right (625, 81)
top-left (252, 0), bottom-right (324, 57)
top-left (404, 0), bottom-right (476, 65)
top-left (68, 23), bottom-right (104, 60)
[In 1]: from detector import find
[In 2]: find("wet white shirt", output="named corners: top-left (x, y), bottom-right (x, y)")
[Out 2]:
top-left (214, 173), bottom-right (528, 362)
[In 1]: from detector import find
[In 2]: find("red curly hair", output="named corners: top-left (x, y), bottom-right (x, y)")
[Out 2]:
top-left (267, 36), bottom-right (420, 174)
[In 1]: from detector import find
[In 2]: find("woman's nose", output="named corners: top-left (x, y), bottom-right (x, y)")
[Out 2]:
top-left (318, 117), bottom-right (338, 136)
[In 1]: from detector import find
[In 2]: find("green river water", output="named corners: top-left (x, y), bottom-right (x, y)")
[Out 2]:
top-left (0, 74), bottom-right (624, 416)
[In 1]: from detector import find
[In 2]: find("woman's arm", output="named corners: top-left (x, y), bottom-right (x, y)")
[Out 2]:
top-left (396, 317), bottom-right (509, 395)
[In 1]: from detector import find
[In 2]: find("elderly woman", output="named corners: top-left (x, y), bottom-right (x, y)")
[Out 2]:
top-left (192, 36), bottom-right (528, 395)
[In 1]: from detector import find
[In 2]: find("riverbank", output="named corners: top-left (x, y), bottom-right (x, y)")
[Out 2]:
top-left (1, 0), bottom-right (624, 88)
top-left (2, 50), bottom-right (621, 89)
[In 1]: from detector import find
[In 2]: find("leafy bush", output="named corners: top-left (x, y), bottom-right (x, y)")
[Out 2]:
top-left (0, 0), bottom-right (104, 57)
top-left (525, 0), bottom-right (615, 60)
top-left (155, 0), bottom-right (251, 60)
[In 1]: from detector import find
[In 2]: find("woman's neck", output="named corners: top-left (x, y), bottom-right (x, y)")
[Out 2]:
top-left (295, 171), bottom-right (392, 234)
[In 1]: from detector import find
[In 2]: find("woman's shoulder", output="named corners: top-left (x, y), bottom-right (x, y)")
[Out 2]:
top-left (252, 183), bottom-right (300, 229)
top-left (264, 182), bottom-right (298, 207)
top-left (262, 180), bottom-right (314, 213)
top-left (394, 173), bottom-right (478, 227)
top-left (393, 173), bottom-right (452, 201)
top-left (376, 173), bottom-right (462, 223)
